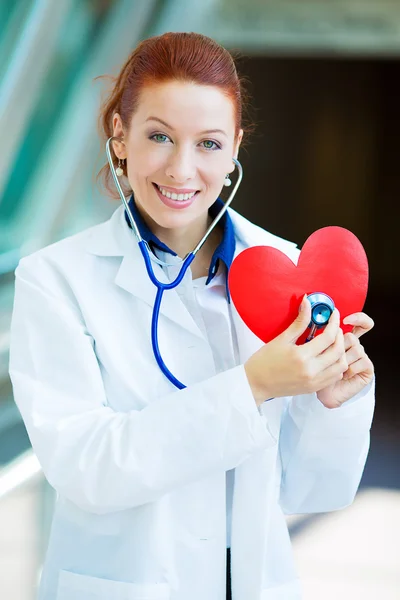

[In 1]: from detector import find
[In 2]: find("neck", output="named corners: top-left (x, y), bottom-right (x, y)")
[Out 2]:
top-left (153, 214), bottom-right (212, 258)
top-left (136, 201), bottom-right (218, 257)
top-left (154, 215), bottom-right (222, 279)
top-left (134, 202), bottom-right (223, 278)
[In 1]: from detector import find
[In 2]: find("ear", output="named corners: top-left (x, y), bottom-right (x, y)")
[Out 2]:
top-left (112, 113), bottom-right (127, 158)
top-left (228, 129), bottom-right (244, 173)
top-left (234, 128), bottom-right (243, 159)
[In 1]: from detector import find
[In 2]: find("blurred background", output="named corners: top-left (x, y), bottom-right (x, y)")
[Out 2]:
top-left (0, 1), bottom-right (399, 598)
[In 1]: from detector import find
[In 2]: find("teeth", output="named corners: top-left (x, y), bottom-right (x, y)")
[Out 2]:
top-left (156, 185), bottom-right (197, 201)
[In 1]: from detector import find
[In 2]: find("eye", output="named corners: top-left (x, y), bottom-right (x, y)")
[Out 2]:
top-left (201, 140), bottom-right (221, 151)
top-left (150, 133), bottom-right (171, 144)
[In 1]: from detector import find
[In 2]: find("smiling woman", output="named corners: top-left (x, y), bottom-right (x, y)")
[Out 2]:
top-left (9, 31), bottom-right (375, 600)
top-left (97, 32), bottom-right (251, 193)
top-left (111, 80), bottom-right (239, 247)
top-left (96, 32), bottom-right (250, 263)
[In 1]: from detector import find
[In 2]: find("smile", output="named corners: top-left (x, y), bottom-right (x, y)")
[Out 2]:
top-left (153, 183), bottom-right (199, 201)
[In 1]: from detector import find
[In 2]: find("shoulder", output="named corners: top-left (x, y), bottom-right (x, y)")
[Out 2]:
top-left (17, 208), bottom-right (120, 270)
top-left (228, 208), bottom-right (300, 263)
top-left (15, 208), bottom-right (121, 290)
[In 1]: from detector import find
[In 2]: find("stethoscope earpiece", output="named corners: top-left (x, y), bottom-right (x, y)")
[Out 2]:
top-left (305, 292), bottom-right (335, 342)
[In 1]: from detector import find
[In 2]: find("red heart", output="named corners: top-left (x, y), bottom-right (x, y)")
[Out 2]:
top-left (228, 226), bottom-right (369, 344)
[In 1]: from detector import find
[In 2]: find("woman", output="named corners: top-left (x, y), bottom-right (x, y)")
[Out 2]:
top-left (9, 32), bottom-right (375, 600)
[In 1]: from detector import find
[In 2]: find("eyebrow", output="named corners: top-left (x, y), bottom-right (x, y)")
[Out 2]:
top-left (145, 116), bottom-right (227, 137)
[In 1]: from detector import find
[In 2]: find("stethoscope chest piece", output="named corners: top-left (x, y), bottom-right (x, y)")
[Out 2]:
top-left (306, 292), bottom-right (335, 341)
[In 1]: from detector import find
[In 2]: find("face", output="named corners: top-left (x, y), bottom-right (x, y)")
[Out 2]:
top-left (112, 80), bottom-right (242, 237)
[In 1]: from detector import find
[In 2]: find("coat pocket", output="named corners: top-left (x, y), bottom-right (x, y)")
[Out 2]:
top-left (56, 570), bottom-right (171, 600)
top-left (260, 579), bottom-right (302, 599)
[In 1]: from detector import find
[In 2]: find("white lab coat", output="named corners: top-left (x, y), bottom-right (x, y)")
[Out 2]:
top-left (9, 205), bottom-right (375, 600)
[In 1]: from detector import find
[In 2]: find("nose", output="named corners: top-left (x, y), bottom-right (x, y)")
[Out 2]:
top-left (165, 146), bottom-right (196, 183)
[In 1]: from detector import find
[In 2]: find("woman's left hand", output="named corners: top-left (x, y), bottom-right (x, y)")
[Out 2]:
top-left (316, 312), bottom-right (375, 409)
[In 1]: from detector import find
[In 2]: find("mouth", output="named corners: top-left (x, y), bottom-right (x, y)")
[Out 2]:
top-left (152, 183), bottom-right (200, 201)
top-left (152, 183), bottom-right (200, 210)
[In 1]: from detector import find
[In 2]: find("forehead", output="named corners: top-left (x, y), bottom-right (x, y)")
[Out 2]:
top-left (132, 80), bottom-right (236, 134)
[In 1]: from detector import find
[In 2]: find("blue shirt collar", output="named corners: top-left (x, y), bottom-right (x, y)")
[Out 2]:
top-left (124, 194), bottom-right (236, 299)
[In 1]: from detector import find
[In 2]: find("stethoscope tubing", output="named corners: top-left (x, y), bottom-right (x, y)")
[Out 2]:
top-left (106, 136), bottom-right (243, 389)
top-left (139, 241), bottom-right (195, 389)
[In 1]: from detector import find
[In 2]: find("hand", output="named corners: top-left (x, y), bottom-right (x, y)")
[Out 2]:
top-left (245, 296), bottom-right (348, 406)
top-left (316, 312), bottom-right (375, 409)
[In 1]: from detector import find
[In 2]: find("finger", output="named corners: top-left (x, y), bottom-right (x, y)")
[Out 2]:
top-left (283, 295), bottom-right (312, 344)
top-left (343, 312), bottom-right (374, 339)
top-left (304, 308), bottom-right (340, 357)
top-left (344, 340), bottom-right (364, 366)
top-left (316, 353), bottom-right (348, 387)
top-left (343, 355), bottom-right (374, 380)
top-left (317, 328), bottom-right (346, 370)
top-left (344, 332), bottom-right (358, 351)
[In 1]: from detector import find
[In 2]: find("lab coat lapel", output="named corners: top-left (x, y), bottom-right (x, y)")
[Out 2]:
top-left (231, 301), bottom-right (264, 363)
top-left (87, 206), bottom-right (204, 340)
top-left (229, 230), bottom-right (265, 363)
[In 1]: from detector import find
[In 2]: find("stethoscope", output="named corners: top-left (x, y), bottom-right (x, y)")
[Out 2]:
top-left (106, 136), bottom-right (243, 390)
top-left (305, 292), bottom-right (335, 342)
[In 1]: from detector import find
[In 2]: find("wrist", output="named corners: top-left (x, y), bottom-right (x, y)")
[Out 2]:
top-left (244, 362), bottom-right (269, 407)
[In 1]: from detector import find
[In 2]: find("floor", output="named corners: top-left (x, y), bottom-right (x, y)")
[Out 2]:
top-left (291, 487), bottom-right (400, 598)
top-left (0, 484), bottom-right (41, 600)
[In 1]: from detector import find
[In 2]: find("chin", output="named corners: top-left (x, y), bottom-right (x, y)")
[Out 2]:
top-left (151, 210), bottom-right (200, 231)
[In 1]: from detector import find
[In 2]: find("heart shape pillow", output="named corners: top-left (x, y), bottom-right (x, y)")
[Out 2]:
top-left (228, 226), bottom-right (369, 344)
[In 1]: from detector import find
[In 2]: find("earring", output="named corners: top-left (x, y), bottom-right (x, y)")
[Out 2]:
top-left (224, 174), bottom-right (232, 187)
top-left (116, 158), bottom-right (124, 177)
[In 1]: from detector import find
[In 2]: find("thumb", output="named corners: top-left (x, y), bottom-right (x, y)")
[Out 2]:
top-left (283, 295), bottom-right (311, 344)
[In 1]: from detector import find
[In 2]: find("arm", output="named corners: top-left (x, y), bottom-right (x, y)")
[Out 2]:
top-left (278, 379), bottom-right (375, 514)
top-left (9, 259), bottom-right (275, 515)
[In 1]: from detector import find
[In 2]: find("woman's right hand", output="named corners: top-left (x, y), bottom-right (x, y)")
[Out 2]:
top-left (244, 296), bottom-right (349, 406)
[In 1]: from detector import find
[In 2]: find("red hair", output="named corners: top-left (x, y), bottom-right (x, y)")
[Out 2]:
top-left (96, 32), bottom-right (253, 198)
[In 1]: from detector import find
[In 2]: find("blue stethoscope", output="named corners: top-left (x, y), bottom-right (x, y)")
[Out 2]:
top-left (305, 293), bottom-right (335, 342)
top-left (106, 136), bottom-right (243, 390)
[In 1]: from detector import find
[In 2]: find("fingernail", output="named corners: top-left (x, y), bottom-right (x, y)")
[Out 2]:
top-left (298, 294), bottom-right (307, 313)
